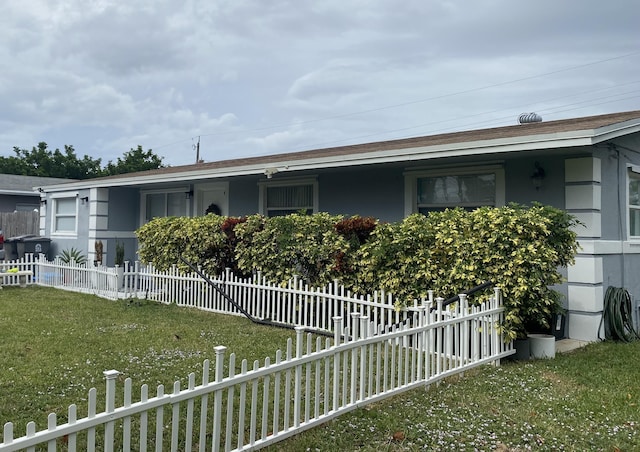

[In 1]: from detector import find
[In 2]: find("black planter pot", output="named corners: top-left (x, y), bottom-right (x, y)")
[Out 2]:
top-left (513, 338), bottom-right (531, 361)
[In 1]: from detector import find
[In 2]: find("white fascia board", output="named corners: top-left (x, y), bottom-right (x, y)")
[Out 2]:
top-left (38, 165), bottom-right (268, 192)
top-left (591, 122), bottom-right (640, 144)
top-left (278, 134), bottom-right (596, 173)
top-left (38, 130), bottom-right (602, 192)
top-left (0, 189), bottom-right (39, 196)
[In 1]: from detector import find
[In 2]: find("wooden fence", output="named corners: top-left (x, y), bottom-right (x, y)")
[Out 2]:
top-left (0, 255), bottom-right (513, 451)
top-left (0, 211), bottom-right (40, 238)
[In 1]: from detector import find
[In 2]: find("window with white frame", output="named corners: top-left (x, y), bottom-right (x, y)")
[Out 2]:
top-left (53, 197), bottom-right (78, 234)
top-left (143, 190), bottom-right (188, 222)
top-left (259, 178), bottom-right (317, 217)
top-left (406, 165), bottom-right (505, 215)
top-left (629, 169), bottom-right (640, 238)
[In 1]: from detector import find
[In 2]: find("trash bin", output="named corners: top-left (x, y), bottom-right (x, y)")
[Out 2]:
top-left (4, 235), bottom-right (36, 261)
top-left (15, 235), bottom-right (36, 259)
top-left (22, 236), bottom-right (52, 260)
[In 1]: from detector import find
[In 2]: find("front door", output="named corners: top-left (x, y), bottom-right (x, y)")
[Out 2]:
top-left (195, 183), bottom-right (229, 216)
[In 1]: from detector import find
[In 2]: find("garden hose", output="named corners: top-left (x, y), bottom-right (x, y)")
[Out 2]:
top-left (600, 286), bottom-right (640, 342)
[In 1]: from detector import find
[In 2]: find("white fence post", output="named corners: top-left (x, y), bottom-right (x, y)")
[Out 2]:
top-left (103, 370), bottom-right (120, 452)
top-left (212, 346), bottom-right (226, 452)
top-left (293, 326), bottom-right (305, 428)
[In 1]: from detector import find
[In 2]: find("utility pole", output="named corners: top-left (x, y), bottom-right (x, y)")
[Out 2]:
top-left (194, 136), bottom-right (201, 163)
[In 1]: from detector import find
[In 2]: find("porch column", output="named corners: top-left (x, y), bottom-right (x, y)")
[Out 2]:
top-left (88, 188), bottom-right (109, 264)
top-left (565, 157), bottom-right (603, 341)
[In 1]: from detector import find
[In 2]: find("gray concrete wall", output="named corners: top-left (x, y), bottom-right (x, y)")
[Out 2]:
top-left (318, 166), bottom-right (405, 222)
top-left (108, 187), bottom-right (140, 231)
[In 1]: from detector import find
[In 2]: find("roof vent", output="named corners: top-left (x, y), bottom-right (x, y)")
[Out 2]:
top-left (518, 112), bottom-right (542, 124)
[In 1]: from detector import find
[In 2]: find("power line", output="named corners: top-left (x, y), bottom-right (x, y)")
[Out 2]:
top-left (151, 51), bottom-right (640, 153)
top-left (273, 85), bottom-right (640, 153)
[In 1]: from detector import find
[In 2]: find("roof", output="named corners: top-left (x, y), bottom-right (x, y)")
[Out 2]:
top-left (41, 110), bottom-right (640, 191)
top-left (0, 174), bottom-right (77, 196)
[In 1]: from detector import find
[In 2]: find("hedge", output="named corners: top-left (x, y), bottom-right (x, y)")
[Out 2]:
top-left (135, 205), bottom-right (579, 340)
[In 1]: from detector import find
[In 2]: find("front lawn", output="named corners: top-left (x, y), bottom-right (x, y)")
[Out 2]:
top-left (0, 286), bottom-right (297, 437)
top-left (269, 341), bottom-right (640, 451)
top-left (2, 287), bottom-right (639, 451)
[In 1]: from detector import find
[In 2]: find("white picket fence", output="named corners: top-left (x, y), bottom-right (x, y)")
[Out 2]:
top-left (0, 254), bottom-right (119, 299)
top-left (0, 255), bottom-right (514, 451)
top-left (121, 263), bottom-right (424, 335)
top-left (1, 292), bottom-right (512, 451)
top-left (3, 255), bottom-right (417, 334)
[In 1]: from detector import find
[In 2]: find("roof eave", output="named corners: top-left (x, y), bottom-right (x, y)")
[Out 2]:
top-left (38, 131), bottom-right (600, 192)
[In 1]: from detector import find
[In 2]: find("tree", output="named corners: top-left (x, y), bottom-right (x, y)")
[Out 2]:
top-left (0, 143), bottom-right (103, 179)
top-left (103, 146), bottom-right (165, 176)
top-left (0, 143), bottom-right (164, 179)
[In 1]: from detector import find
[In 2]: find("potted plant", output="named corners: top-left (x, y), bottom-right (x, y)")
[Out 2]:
top-left (114, 241), bottom-right (125, 288)
top-left (59, 247), bottom-right (87, 265)
top-left (58, 248), bottom-right (87, 285)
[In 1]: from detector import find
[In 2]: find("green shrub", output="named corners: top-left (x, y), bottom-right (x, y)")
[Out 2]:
top-left (136, 215), bottom-right (232, 276)
top-left (234, 213), bottom-right (349, 286)
top-left (356, 205), bottom-right (579, 339)
top-left (135, 205), bottom-right (578, 340)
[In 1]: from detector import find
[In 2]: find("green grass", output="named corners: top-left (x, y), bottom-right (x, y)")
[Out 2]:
top-left (0, 286), bottom-right (297, 437)
top-left (268, 341), bottom-right (640, 451)
top-left (2, 287), bottom-right (640, 451)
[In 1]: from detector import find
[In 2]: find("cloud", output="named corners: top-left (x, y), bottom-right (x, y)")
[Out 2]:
top-left (0, 0), bottom-right (638, 167)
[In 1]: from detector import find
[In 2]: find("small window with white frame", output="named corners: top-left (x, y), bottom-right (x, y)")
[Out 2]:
top-left (628, 168), bottom-right (640, 238)
top-left (405, 165), bottom-right (505, 215)
top-left (259, 177), bottom-right (318, 217)
top-left (141, 188), bottom-right (189, 223)
top-left (52, 196), bottom-right (78, 234)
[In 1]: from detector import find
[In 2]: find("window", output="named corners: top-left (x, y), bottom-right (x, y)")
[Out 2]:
top-left (143, 190), bottom-right (188, 222)
top-left (259, 178), bottom-right (318, 217)
top-left (53, 197), bottom-right (77, 234)
top-left (629, 169), bottom-right (640, 238)
top-left (405, 165), bottom-right (504, 215)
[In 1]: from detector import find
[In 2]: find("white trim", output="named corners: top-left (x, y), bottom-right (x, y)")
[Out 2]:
top-left (50, 194), bottom-right (79, 237)
top-left (404, 164), bottom-right (505, 216)
top-left (567, 256), bottom-right (603, 285)
top-left (568, 285), bottom-right (604, 312)
top-left (570, 212), bottom-right (601, 238)
top-left (258, 176), bottom-right (319, 216)
top-left (575, 239), bottom-right (640, 254)
top-left (139, 186), bottom-right (190, 225)
top-left (565, 185), bottom-right (601, 210)
top-left (568, 312), bottom-right (603, 342)
top-left (628, 167), bottom-right (640, 240)
top-left (193, 181), bottom-right (229, 217)
top-left (565, 157), bottom-right (601, 183)
top-left (88, 231), bottom-right (137, 240)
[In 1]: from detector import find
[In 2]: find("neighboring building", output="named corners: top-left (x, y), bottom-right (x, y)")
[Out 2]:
top-left (0, 174), bottom-right (74, 212)
top-left (37, 110), bottom-right (640, 341)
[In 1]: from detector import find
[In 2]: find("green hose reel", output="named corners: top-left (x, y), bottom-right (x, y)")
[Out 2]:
top-left (601, 286), bottom-right (640, 342)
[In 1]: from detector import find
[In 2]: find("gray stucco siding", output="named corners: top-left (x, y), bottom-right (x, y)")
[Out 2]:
top-left (318, 166), bottom-right (405, 222)
top-left (108, 187), bottom-right (140, 231)
top-left (504, 155), bottom-right (566, 209)
top-left (228, 177), bottom-right (260, 216)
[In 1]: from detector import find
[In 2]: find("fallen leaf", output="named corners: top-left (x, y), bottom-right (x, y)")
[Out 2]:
top-left (392, 431), bottom-right (405, 442)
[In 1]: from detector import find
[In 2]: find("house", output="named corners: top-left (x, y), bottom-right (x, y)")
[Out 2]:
top-left (0, 174), bottom-right (73, 213)
top-left (0, 175), bottom-right (75, 255)
top-left (36, 110), bottom-right (640, 342)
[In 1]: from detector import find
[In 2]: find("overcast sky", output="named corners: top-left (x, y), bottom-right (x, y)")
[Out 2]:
top-left (1, 1), bottom-right (639, 167)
